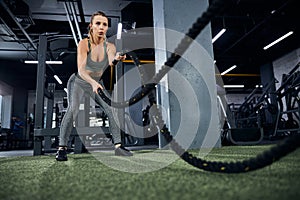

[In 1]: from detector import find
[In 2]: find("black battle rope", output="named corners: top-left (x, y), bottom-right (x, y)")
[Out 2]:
top-left (99, 0), bottom-right (300, 173)
top-left (98, 0), bottom-right (227, 108)
top-left (151, 105), bottom-right (300, 173)
top-left (126, 45), bottom-right (300, 174)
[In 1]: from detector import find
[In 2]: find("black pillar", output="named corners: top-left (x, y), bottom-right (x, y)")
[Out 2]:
top-left (33, 35), bottom-right (47, 155)
top-left (260, 62), bottom-right (277, 133)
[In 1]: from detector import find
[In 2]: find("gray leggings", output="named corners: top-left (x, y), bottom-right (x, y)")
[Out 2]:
top-left (59, 73), bottom-right (121, 146)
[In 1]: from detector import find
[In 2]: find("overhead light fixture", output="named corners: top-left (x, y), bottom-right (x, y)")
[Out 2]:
top-left (224, 85), bottom-right (244, 88)
top-left (212, 28), bottom-right (226, 43)
top-left (24, 60), bottom-right (38, 64)
top-left (54, 75), bottom-right (62, 84)
top-left (263, 31), bottom-right (294, 50)
top-left (24, 60), bottom-right (63, 64)
top-left (64, 88), bottom-right (68, 93)
top-left (117, 22), bottom-right (122, 39)
top-left (221, 65), bottom-right (237, 75)
top-left (46, 61), bottom-right (63, 64)
top-left (255, 85), bottom-right (263, 88)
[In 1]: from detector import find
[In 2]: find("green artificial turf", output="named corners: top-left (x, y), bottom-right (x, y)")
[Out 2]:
top-left (0, 145), bottom-right (300, 200)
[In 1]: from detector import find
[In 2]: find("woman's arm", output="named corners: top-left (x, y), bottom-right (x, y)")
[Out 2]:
top-left (77, 39), bottom-right (103, 93)
top-left (107, 42), bottom-right (126, 67)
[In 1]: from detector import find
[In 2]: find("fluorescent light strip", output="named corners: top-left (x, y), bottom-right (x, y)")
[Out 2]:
top-left (24, 60), bottom-right (38, 64)
top-left (263, 31), bottom-right (294, 50)
top-left (221, 65), bottom-right (237, 75)
top-left (64, 88), bottom-right (68, 93)
top-left (117, 22), bottom-right (122, 39)
top-left (24, 60), bottom-right (63, 64)
top-left (212, 28), bottom-right (226, 43)
top-left (224, 85), bottom-right (244, 88)
top-left (54, 75), bottom-right (62, 84)
top-left (46, 61), bottom-right (63, 64)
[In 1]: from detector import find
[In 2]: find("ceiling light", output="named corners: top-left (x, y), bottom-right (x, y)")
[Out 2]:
top-left (46, 61), bottom-right (63, 64)
top-left (263, 31), bottom-right (294, 50)
top-left (64, 88), bottom-right (68, 93)
top-left (212, 28), bottom-right (226, 43)
top-left (117, 22), bottom-right (122, 39)
top-left (54, 75), bottom-right (62, 84)
top-left (221, 65), bottom-right (237, 75)
top-left (24, 60), bottom-right (63, 64)
top-left (224, 85), bottom-right (244, 88)
top-left (24, 60), bottom-right (38, 64)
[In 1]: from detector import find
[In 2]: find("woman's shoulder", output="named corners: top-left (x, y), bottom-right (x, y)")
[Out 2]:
top-left (79, 38), bottom-right (89, 45)
top-left (106, 42), bottom-right (116, 52)
top-left (78, 38), bottom-right (89, 50)
top-left (106, 41), bottom-right (115, 48)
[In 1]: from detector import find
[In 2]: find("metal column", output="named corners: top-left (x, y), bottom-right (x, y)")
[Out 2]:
top-left (44, 83), bottom-right (55, 151)
top-left (33, 35), bottom-right (47, 155)
top-left (115, 38), bottom-right (126, 145)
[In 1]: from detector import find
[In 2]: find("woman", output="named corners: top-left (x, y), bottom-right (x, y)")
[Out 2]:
top-left (56, 11), bottom-right (132, 161)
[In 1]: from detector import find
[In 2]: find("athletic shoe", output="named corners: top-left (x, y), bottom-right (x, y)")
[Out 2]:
top-left (55, 148), bottom-right (68, 161)
top-left (115, 146), bottom-right (133, 156)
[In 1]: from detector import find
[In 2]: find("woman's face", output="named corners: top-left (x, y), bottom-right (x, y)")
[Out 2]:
top-left (90, 15), bottom-right (108, 39)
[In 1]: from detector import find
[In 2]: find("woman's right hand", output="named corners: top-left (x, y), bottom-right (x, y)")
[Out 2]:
top-left (91, 80), bottom-right (103, 94)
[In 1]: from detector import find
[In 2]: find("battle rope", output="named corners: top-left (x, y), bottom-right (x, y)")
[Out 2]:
top-left (98, 0), bottom-right (228, 108)
top-left (126, 45), bottom-right (300, 174)
top-left (98, 0), bottom-right (300, 173)
top-left (151, 105), bottom-right (300, 173)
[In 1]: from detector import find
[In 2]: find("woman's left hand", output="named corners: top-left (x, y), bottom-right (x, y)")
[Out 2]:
top-left (114, 52), bottom-right (126, 61)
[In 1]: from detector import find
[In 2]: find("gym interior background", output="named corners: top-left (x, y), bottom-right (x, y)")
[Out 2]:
top-left (0, 0), bottom-right (299, 199)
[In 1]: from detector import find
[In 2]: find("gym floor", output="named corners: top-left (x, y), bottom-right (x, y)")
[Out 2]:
top-left (0, 144), bottom-right (299, 200)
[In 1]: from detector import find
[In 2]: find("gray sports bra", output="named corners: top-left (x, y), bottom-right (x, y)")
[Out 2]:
top-left (86, 39), bottom-right (109, 72)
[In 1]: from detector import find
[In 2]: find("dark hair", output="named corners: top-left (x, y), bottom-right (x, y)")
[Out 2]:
top-left (88, 11), bottom-right (108, 44)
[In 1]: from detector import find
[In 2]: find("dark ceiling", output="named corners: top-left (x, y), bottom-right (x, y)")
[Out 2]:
top-left (0, 0), bottom-right (299, 93)
top-left (211, 0), bottom-right (299, 92)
